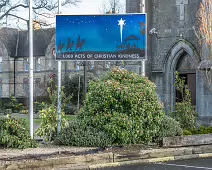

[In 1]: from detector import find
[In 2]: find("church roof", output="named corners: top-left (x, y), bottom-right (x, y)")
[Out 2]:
top-left (0, 27), bottom-right (55, 58)
top-left (0, 27), bottom-right (18, 56)
top-left (17, 28), bottom-right (55, 57)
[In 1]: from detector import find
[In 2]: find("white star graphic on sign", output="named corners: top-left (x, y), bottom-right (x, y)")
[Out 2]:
top-left (118, 18), bottom-right (126, 43)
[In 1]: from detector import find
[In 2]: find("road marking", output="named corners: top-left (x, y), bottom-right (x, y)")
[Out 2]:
top-left (199, 153), bottom-right (212, 158)
top-left (156, 163), bottom-right (212, 169)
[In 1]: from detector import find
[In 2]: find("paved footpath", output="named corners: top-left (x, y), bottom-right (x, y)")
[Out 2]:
top-left (100, 158), bottom-right (212, 170)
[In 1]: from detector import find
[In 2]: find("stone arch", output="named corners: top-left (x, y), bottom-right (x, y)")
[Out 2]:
top-left (163, 39), bottom-right (200, 112)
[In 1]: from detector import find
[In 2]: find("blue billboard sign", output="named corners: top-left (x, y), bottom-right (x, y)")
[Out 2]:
top-left (56, 14), bottom-right (147, 61)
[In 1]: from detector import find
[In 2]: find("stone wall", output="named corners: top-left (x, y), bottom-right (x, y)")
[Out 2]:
top-left (147, 0), bottom-right (201, 112)
top-left (196, 69), bottom-right (212, 125)
top-left (0, 40), bottom-right (13, 98)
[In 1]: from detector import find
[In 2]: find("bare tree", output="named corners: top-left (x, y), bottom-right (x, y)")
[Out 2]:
top-left (196, 0), bottom-right (212, 89)
top-left (196, 0), bottom-right (212, 60)
top-left (0, 0), bottom-right (81, 28)
top-left (100, 0), bottom-right (125, 14)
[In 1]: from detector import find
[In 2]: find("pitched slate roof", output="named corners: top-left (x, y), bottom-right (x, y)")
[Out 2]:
top-left (0, 27), bottom-right (18, 56)
top-left (0, 27), bottom-right (55, 57)
top-left (17, 28), bottom-right (55, 57)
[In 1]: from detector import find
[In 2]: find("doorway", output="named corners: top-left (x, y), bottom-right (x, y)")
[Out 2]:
top-left (175, 73), bottom-right (196, 106)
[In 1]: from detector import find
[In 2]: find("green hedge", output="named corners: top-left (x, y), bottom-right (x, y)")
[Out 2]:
top-left (54, 121), bottom-right (113, 147)
top-left (184, 126), bottom-right (212, 136)
top-left (154, 115), bottom-right (183, 142)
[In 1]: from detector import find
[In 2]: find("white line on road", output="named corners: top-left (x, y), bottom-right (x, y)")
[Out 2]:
top-left (155, 163), bottom-right (212, 169)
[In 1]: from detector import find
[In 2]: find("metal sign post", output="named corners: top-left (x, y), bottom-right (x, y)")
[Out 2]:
top-left (57, 0), bottom-right (62, 134)
top-left (140, 0), bottom-right (146, 76)
top-left (55, 13), bottom-right (147, 120)
top-left (29, 0), bottom-right (34, 138)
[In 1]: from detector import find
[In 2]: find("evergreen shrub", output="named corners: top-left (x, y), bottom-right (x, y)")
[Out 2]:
top-left (154, 115), bottom-right (183, 142)
top-left (54, 121), bottom-right (112, 147)
top-left (78, 68), bottom-right (165, 145)
top-left (0, 116), bottom-right (37, 149)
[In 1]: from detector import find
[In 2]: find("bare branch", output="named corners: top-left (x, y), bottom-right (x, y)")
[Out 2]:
top-left (0, 4), bottom-right (28, 20)
top-left (0, 0), bottom-right (81, 27)
top-left (33, 10), bottom-right (55, 18)
top-left (100, 0), bottom-right (124, 14)
top-left (0, 1), bottom-right (7, 10)
top-left (7, 14), bottom-right (28, 22)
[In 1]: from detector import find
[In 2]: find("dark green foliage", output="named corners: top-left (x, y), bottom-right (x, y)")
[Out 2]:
top-left (54, 121), bottom-right (113, 147)
top-left (0, 116), bottom-right (37, 149)
top-left (171, 102), bottom-right (197, 130)
top-left (183, 130), bottom-right (193, 136)
top-left (154, 115), bottom-right (183, 142)
top-left (35, 80), bottom-right (70, 142)
top-left (78, 68), bottom-right (165, 145)
top-left (0, 95), bottom-right (24, 113)
top-left (170, 72), bottom-right (198, 130)
top-left (63, 73), bottom-right (97, 107)
top-left (184, 126), bottom-right (212, 135)
top-left (34, 101), bottom-right (46, 113)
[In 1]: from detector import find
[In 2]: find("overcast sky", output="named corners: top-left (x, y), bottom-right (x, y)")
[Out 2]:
top-left (5, 0), bottom-right (126, 29)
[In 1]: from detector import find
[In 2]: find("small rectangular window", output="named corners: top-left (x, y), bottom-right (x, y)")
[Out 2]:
top-left (0, 81), bottom-right (2, 98)
top-left (0, 57), bottom-right (2, 72)
top-left (24, 58), bottom-right (29, 71)
top-left (23, 78), bottom-right (29, 94)
top-left (90, 61), bottom-right (94, 70)
top-left (36, 57), bottom-right (41, 71)
top-left (76, 61), bottom-right (80, 71)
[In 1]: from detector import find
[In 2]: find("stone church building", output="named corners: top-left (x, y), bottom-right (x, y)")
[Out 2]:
top-left (0, 27), bottom-right (111, 105)
top-left (0, 0), bottom-right (211, 123)
top-left (127, 0), bottom-right (212, 124)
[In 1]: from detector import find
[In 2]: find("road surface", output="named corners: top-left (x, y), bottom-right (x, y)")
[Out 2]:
top-left (99, 158), bottom-right (212, 170)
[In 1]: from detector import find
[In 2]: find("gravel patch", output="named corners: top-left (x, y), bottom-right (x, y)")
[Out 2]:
top-left (0, 145), bottom-right (96, 160)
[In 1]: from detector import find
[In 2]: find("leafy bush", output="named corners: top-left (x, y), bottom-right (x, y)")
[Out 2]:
top-left (171, 102), bottom-right (197, 130)
top-left (183, 130), bottom-right (193, 136)
top-left (20, 109), bottom-right (28, 114)
top-left (55, 121), bottom-right (113, 147)
top-left (35, 105), bottom-right (68, 142)
top-left (154, 115), bottom-right (183, 142)
top-left (34, 101), bottom-right (46, 113)
top-left (0, 116), bottom-right (37, 149)
top-left (184, 126), bottom-right (212, 136)
top-left (170, 72), bottom-right (197, 130)
top-left (0, 95), bottom-right (24, 113)
top-left (78, 68), bottom-right (165, 145)
top-left (35, 80), bottom-right (70, 142)
top-left (63, 73), bottom-right (97, 108)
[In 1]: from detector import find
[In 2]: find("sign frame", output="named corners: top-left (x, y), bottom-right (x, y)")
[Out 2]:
top-left (55, 13), bottom-right (147, 61)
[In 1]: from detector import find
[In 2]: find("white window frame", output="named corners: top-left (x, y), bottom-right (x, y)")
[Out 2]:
top-left (23, 78), bottom-right (29, 94)
top-left (24, 58), bottom-right (29, 71)
top-left (0, 82), bottom-right (2, 98)
top-left (0, 57), bottom-right (2, 72)
top-left (90, 61), bottom-right (94, 70)
top-left (36, 57), bottom-right (41, 71)
top-left (76, 61), bottom-right (80, 71)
